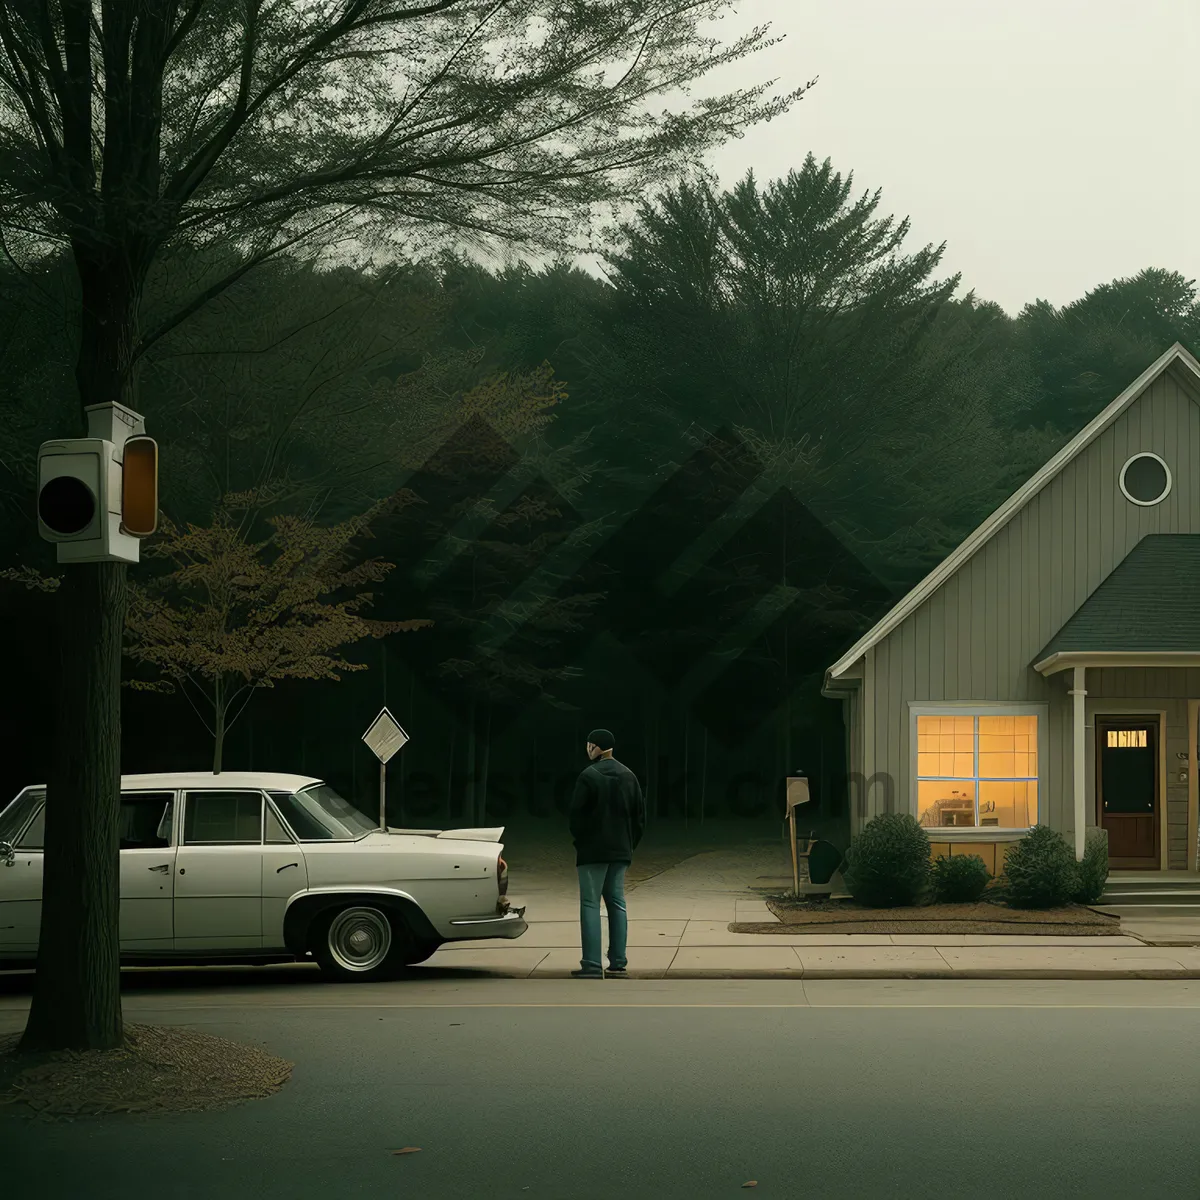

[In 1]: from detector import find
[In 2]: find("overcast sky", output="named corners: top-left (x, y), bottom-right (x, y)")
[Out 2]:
top-left (670, 0), bottom-right (1200, 316)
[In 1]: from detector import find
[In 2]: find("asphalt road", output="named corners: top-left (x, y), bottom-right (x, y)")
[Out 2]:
top-left (2, 973), bottom-right (1199, 1200)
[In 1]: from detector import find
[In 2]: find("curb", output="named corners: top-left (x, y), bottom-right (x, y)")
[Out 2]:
top-left (463, 968), bottom-right (1200, 982)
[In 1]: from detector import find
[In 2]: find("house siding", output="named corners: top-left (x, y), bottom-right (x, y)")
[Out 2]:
top-left (856, 369), bottom-right (1200, 843)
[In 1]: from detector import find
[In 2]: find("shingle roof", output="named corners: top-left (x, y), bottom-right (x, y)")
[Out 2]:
top-left (1034, 534), bottom-right (1200, 658)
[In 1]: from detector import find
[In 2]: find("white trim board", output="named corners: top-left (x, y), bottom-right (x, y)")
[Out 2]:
top-left (1188, 699), bottom-right (1198, 874)
top-left (825, 342), bottom-right (1200, 688)
top-left (1035, 651), bottom-right (1200, 675)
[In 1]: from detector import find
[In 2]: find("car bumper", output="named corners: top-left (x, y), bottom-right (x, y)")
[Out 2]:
top-left (442, 906), bottom-right (528, 942)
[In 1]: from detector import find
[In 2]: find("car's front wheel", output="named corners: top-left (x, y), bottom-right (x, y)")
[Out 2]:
top-left (312, 905), bottom-right (406, 982)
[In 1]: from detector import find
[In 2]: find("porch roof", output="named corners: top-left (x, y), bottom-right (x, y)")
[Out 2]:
top-left (1032, 534), bottom-right (1200, 673)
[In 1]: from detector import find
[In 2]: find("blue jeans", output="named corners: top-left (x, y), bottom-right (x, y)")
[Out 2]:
top-left (577, 861), bottom-right (628, 972)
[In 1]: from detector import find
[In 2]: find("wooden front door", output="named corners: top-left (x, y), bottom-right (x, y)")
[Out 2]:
top-left (1097, 717), bottom-right (1159, 869)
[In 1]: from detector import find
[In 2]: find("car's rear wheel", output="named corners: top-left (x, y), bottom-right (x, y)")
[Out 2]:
top-left (312, 905), bottom-right (404, 982)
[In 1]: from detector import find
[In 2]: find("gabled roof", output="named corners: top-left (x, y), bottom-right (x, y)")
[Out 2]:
top-left (824, 341), bottom-right (1200, 689)
top-left (1033, 534), bottom-right (1200, 664)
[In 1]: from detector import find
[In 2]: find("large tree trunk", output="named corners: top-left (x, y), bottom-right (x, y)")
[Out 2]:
top-left (20, 563), bottom-right (128, 1051)
top-left (21, 247), bottom-right (143, 1052)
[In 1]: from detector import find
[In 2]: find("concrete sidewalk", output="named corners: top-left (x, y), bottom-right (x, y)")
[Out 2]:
top-left (429, 846), bottom-right (1200, 980)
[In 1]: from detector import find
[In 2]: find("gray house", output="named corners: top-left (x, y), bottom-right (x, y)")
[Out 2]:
top-left (823, 343), bottom-right (1200, 875)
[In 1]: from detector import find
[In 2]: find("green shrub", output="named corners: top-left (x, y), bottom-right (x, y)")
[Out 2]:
top-left (842, 813), bottom-right (930, 908)
top-left (930, 853), bottom-right (991, 903)
top-left (1071, 827), bottom-right (1110, 905)
top-left (1003, 825), bottom-right (1077, 909)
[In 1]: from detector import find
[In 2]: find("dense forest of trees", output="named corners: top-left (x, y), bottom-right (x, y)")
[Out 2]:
top-left (3, 154), bottom-right (1198, 836)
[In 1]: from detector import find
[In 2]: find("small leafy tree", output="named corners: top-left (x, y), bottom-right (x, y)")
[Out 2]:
top-left (123, 485), bottom-right (430, 773)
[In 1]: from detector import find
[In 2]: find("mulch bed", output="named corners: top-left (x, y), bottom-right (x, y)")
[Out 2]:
top-left (0, 1023), bottom-right (292, 1120)
top-left (728, 897), bottom-right (1123, 936)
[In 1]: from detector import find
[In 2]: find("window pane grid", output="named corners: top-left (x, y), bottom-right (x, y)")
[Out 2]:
top-left (916, 714), bottom-right (1038, 829)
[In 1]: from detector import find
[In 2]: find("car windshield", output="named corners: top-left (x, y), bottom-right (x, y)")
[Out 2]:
top-left (0, 789), bottom-right (43, 844)
top-left (270, 784), bottom-right (376, 841)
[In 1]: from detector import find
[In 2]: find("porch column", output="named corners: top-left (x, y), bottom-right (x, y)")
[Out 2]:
top-left (1068, 666), bottom-right (1087, 861)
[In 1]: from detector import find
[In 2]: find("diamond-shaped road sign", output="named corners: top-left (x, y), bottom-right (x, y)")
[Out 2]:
top-left (363, 707), bottom-right (409, 832)
top-left (362, 707), bottom-right (409, 764)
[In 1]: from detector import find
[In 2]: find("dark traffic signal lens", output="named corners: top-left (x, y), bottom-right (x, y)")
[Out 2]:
top-left (38, 475), bottom-right (96, 534)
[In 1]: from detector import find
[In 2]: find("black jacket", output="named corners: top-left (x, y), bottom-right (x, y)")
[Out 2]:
top-left (568, 756), bottom-right (646, 866)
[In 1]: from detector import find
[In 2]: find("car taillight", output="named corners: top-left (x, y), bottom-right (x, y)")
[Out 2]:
top-left (497, 854), bottom-right (508, 896)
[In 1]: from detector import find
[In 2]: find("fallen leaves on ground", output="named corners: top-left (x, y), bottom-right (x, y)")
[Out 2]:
top-left (0, 1025), bottom-right (292, 1119)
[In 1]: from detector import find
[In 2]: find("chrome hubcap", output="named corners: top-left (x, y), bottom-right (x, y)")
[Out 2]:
top-left (327, 907), bottom-right (392, 972)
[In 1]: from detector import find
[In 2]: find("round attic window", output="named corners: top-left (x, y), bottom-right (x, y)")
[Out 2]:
top-left (1118, 452), bottom-right (1171, 506)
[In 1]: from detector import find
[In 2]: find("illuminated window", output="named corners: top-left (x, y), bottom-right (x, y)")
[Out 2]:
top-left (915, 714), bottom-right (1039, 830)
top-left (1106, 729), bottom-right (1147, 748)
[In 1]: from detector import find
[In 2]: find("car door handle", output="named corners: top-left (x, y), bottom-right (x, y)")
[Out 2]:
top-left (148, 864), bottom-right (170, 874)
top-left (276, 862), bottom-right (299, 873)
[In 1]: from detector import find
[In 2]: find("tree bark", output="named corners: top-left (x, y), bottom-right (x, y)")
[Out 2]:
top-left (20, 244), bottom-right (143, 1052)
top-left (20, 562), bottom-right (128, 1052)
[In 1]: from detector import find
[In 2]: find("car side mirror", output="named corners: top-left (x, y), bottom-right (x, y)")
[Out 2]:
top-left (0, 841), bottom-right (13, 866)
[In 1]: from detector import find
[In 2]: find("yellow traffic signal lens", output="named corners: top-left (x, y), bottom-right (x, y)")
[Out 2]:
top-left (121, 436), bottom-right (158, 536)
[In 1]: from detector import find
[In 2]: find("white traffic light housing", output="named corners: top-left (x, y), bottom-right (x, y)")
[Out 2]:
top-left (37, 402), bottom-right (157, 564)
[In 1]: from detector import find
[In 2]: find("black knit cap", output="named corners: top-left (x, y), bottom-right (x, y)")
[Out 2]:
top-left (586, 728), bottom-right (614, 751)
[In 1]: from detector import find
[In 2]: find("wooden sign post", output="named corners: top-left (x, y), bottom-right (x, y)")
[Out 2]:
top-left (785, 775), bottom-right (811, 896)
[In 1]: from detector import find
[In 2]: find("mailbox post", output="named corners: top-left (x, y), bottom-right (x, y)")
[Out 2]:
top-left (785, 773), bottom-right (811, 896)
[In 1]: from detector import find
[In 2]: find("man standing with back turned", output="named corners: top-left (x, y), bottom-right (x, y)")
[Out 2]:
top-left (569, 729), bottom-right (646, 979)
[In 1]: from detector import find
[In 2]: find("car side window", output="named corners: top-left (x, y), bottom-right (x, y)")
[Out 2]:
top-left (264, 804), bottom-right (294, 845)
top-left (182, 791), bottom-right (263, 845)
top-left (120, 792), bottom-right (175, 850)
top-left (15, 804), bottom-right (45, 849)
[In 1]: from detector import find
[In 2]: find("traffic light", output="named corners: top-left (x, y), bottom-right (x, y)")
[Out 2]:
top-left (120, 436), bottom-right (159, 537)
top-left (37, 402), bottom-right (158, 564)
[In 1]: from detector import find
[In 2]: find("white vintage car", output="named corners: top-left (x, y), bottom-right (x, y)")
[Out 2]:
top-left (0, 771), bottom-right (527, 981)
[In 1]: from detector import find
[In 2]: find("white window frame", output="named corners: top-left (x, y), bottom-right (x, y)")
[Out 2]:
top-left (908, 702), bottom-right (1048, 839)
top-left (1118, 451), bottom-right (1172, 507)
